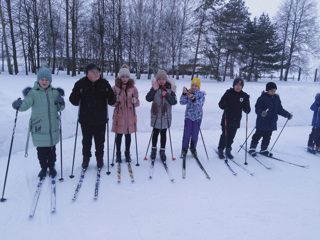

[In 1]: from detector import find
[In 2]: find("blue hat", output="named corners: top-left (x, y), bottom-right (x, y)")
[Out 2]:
top-left (37, 68), bottom-right (52, 83)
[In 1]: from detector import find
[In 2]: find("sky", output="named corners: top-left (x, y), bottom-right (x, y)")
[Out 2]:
top-left (244, 0), bottom-right (320, 19)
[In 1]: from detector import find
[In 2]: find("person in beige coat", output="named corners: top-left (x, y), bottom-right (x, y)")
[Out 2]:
top-left (111, 65), bottom-right (140, 163)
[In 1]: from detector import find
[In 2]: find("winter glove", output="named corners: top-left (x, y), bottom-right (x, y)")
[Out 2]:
top-left (12, 98), bottom-right (22, 110)
top-left (22, 87), bottom-right (32, 97)
top-left (220, 101), bottom-right (228, 110)
top-left (287, 113), bottom-right (293, 120)
top-left (132, 97), bottom-right (137, 104)
top-left (116, 95), bottom-right (121, 102)
top-left (55, 96), bottom-right (65, 105)
top-left (57, 87), bottom-right (65, 96)
top-left (261, 111), bottom-right (268, 117)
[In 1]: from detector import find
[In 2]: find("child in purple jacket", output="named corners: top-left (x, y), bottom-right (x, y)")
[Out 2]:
top-left (180, 78), bottom-right (206, 157)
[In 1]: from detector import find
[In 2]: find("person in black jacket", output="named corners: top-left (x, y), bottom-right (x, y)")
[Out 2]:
top-left (248, 82), bottom-right (292, 157)
top-left (69, 63), bottom-right (116, 169)
top-left (218, 78), bottom-right (251, 159)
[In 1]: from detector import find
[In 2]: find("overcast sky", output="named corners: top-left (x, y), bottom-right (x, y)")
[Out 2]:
top-left (244, 0), bottom-right (320, 19)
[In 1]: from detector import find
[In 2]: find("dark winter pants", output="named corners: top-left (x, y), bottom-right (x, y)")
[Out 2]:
top-left (37, 146), bottom-right (56, 170)
top-left (308, 127), bottom-right (320, 148)
top-left (218, 124), bottom-right (238, 150)
top-left (80, 123), bottom-right (106, 158)
top-left (250, 130), bottom-right (273, 151)
top-left (116, 133), bottom-right (131, 152)
top-left (152, 128), bottom-right (167, 149)
top-left (182, 118), bottom-right (201, 149)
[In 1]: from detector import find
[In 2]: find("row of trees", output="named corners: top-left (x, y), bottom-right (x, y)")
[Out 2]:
top-left (0, 0), bottom-right (319, 81)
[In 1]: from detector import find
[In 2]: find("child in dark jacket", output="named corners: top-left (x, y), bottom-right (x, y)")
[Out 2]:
top-left (12, 68), bottom-right (65, 179)
top-left (145, 70), bottom-right (177, 161)
top-left (248, 82), bottom-right (292, 157)
top-left (180, 78), bottom-right (206, 157)
top-left (218, 77), bottom-right (251, 159)
top-left (307, 93), bottom-right (320, 154)
top-left (69, 63), bottom-right (116, 169)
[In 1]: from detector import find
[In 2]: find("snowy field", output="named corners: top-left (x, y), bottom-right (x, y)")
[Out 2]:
top-left (0, 71), bottom-right (319, 240)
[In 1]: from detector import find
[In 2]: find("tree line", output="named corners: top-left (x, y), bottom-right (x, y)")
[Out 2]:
top-left (0, 0), bottom-right (319, 81)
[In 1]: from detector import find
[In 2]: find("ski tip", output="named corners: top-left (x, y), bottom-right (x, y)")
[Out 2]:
top-left (206, 176), bottom-right (211, 180)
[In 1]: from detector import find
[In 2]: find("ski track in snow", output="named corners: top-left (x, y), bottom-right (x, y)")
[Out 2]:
top-left (0, 72), bottom-right (319, 240)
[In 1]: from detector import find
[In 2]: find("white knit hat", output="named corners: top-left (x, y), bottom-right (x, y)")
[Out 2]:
top-left (156, 69), bottom-right (168, 81)
top-left (118, 64), bottom-right (130, 78)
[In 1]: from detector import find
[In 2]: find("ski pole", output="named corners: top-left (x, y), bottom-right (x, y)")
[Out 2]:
top-left (1, 104), bottom-right (19, 202)
top-left (224, 110), bottom-right (228, 162)
top-left (106, 88), bottom-right (111, 175)
top-left (244, 113), bottom-right (248, 165)
top-left (269, 115), bottom-right (290, 153)
top-left (70, 98), bottom-right (81, 179)
top-left (237, 108), bottom-right (269, 153)
top-left (144, 129), bottom-right (154, 160)
top-left (58, 109), bottom-right (64, 182)
top-left (111, 91), bottom-right (121, 167)
top-left (167, 123), bottom-right (176, 160)
top-left (132, 94), bottom-right (139, 166)
top-left (199, 128), bottom-right (209, 160)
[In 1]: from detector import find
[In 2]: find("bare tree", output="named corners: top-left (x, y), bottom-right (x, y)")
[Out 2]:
top-left (275, 0), bottom-right (320, 81)
top-left (0, 0), bottom-right (12, 74)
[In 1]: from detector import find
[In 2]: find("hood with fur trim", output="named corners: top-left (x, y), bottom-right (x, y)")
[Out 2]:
top-left (115, 77), bottom-right (135, 89)
top-left (152, 78), bottom-right (176, 92)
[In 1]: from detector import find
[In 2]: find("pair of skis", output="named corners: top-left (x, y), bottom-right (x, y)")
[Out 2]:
top-left (117, 162), bottom-right (135, 183)
top-left (182, 153), bottom-right (210, 179)
top-left (149, 158), bottom-right (174, 182)
top-left (72, 168), bottom-right (102, 201)
top-left (29, 176), bottom-right (56, 218)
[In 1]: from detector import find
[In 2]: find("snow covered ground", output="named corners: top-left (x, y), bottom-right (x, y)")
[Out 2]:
top-left (0, 71), bottom-right (319, 240)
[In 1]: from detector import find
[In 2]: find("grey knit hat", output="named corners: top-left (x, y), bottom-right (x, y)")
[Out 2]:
top-left (37, 68), bottom-right (52, 83)
top-left (118, 64), bottom-right (130, 78)
top-left (156, 69), bottom-right (168, 81)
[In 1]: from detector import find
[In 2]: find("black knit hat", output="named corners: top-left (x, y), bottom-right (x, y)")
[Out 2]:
top-left (85, 63), bottom-right (100, 75)
top-left (233, 77), bottom-right (244, 88)
top-left (266, 82), bottom-right (277, 91)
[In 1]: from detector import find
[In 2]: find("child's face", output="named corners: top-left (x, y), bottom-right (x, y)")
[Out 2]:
top-left (39, 78), bottom-right (50, 89)
top-left (191, 84), bottom-right (199, 92)
top-left (121, 75), bottom-right (129, 84)
top-left (234, 83), bottom-right (243, 92)
top-left (87, 69), bottom-right (100, 82)
top-left (157, 78), bottom-right (166, 86)
top-left (267, 89), bottom-right (276, 95)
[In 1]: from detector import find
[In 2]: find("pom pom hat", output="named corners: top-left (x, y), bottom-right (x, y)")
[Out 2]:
top-left (118, 64), bottom-right (131, 78)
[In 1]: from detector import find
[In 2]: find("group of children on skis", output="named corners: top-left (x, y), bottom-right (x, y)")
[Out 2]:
top-left (13, 62), bottom-right (320, 180)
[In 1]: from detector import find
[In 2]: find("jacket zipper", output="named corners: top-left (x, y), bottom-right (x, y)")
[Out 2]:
top-left (45, 90), bottom-right (53, 146)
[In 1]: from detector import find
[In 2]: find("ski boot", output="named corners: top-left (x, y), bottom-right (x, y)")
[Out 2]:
top-left (125, 151), bottom-right (132, 162)
top-left (218, 148), bottom-right (225, 159)
top-left (181, 148), bottom-right (188, 158)
top-left (150, 147), bottom-right (157, 160)
top-left (160, 148), bottom-right (167, 162)
top-left (225, 148), bottom-right (234, 160)
top-left (116, 152), bottom-right (122, 163)
top-left (260, 150), bottom-right (273, 157)
top-left (97, 157), bottom-right (104, 168)
top-left (38, 168), bottom-right (47, 179)
top-left (82, 156), bottom-right (90, 169)
top-left (307, 146), bottom-right (316, 154)
top-left (49, 167), bottom-right (57, 177)
top-left (190, 148), bottom-right (197, 157)
top-left (248, 148), bottom-right (257, 157)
